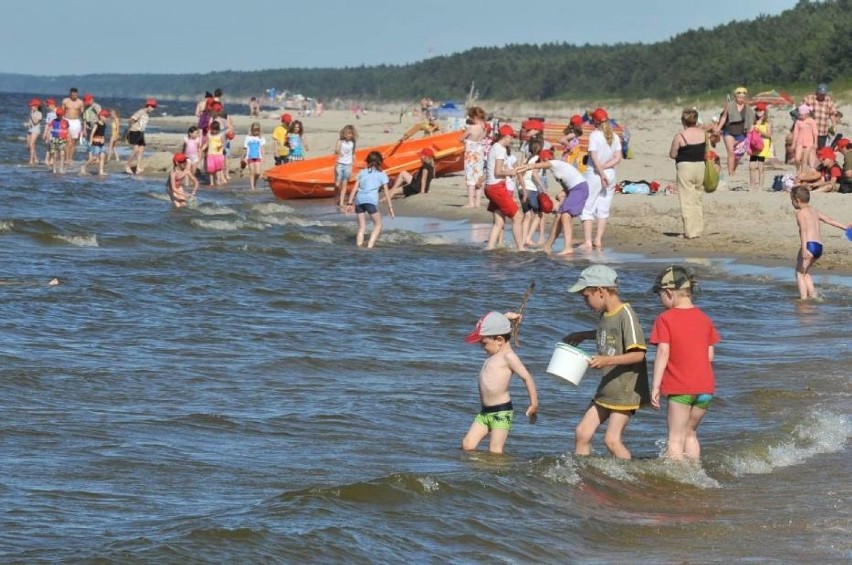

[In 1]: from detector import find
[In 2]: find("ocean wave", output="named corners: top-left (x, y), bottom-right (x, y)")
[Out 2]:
top-left (54, 233), bottom-right (99, 247)
top-left (190, 219), bottom-right (267, 232)
top-left (0, 220), bottom-right (13, 232)
top-left (196, 204), bottom-right (239, 216)
top-left (249, 202), bottom-right (294, 215)
top-left (720, 411), bottom-right (849, 477)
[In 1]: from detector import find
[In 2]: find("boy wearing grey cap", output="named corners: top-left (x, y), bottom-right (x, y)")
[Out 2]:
top-left (563, 265), bottom-right (649, 459)
top-left (462, 311), bottom-right (539, 454)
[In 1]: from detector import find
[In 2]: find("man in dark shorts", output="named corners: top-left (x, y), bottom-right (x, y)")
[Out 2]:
top-left (125, 99), bottom-right (157, 175)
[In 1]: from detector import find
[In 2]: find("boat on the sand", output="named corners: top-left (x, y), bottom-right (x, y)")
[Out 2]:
top-left (265, 132), bottom-right (464, 200)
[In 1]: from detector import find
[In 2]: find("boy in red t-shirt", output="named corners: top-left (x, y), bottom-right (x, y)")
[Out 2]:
top-left (649, 265), bottom-right (720, 462)
top-left (796, 147), bottom-right (842, 192)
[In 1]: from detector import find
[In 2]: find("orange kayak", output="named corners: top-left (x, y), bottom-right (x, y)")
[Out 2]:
top-left (265, 131), bottom-right (464, 200)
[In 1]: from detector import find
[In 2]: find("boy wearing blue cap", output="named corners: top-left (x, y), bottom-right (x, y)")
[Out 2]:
top-left (462, 311), bottom-right (539, 454)
top-left (563, 265), bottom-right (649, 459)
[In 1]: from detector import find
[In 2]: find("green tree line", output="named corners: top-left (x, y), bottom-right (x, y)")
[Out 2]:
top-left (1, 0), bottom-right (848, 101)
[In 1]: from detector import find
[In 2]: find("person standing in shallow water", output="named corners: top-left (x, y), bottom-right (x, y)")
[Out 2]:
top-left (61, 87), bottom-right (84, 164)
top-left (125, 99), bottom-right (157, 175)
top-left (669, 107), bottom-right (707, 239)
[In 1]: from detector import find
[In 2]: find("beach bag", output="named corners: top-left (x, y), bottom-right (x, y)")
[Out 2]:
top-left (703, 136), bottom-right (719, 193)
top-left (748, 128), bottom-right (764, 154)
top-left (772, 175), bottom-right (785, 191)
top-left (538, 192), bottom-right (554, 213)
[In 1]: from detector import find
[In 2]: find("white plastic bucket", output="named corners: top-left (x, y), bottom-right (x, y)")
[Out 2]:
top-left (546, 343), bottom-right (591, 386)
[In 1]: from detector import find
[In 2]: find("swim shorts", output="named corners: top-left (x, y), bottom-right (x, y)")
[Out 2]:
top-left (806, 241), bottom-right (823, 260)
top-left (127, 131), bottom-right (145, 146)
top-left (485, 181), bottom-right (518, 218)
top-left (206, 154), bottom-right (224, 173)
top-left (668, 394), bottom-right (713, 409)
top-left (558, 181), bottom-right (589, 216)
top-left (354, 202), bottom-right (378, 214)
top-left (66, 118), bottom-right (82, 140)
top-left (474, 401), bottom-right (514, 431)
top-left (50, 138), bottom-right (66, 152)
top-left (335, 163), bottom-right (353, 183)
top-left (521, 191), bottom-right (540, 213)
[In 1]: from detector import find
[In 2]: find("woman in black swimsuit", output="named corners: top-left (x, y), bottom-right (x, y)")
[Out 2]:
top-left (669, 107), bottom-right (709, 239)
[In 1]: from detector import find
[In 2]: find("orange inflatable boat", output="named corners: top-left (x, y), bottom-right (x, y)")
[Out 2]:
top-left (265, 132), bottom-right (464, 200)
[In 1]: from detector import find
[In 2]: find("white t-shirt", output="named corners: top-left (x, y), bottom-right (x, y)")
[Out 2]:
top-left (504, 154), bottom-right (518, 192)
top-left (549, 160), bottom-right (586, 190)
top-left (587, 129), bottom-right (622, 184)
top-left (522, 155), bottom-right (540, 192)
top-left (337, 139), bottom-right (354, 165)
top-left (486, 143), bottom-right (508, 185)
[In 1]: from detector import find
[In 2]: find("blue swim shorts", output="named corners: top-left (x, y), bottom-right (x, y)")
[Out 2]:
top-left (806, 241), bottom-right (823, 260)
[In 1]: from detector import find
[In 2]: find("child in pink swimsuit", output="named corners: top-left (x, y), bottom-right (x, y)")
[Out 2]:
top-left (792, 104), bottom-right (818, 175)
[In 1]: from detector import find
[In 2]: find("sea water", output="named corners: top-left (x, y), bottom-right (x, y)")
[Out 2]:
top-left (0, 93), bottom-right (849, 562)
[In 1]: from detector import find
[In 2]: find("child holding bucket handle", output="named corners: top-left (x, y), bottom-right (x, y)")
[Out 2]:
top-left (649, 265), bottom-right (720, 462)
top-left (563, 265), bottom-right (649, 460)
top-left (462, 311), bottom-right (538, 454)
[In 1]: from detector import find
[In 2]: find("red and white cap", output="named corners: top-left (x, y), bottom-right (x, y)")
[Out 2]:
top-left (465, 311), bottom-right (512, 343)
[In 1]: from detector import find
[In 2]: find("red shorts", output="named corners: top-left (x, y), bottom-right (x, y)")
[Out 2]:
top-left (485, 182), bottom-right (518, 218)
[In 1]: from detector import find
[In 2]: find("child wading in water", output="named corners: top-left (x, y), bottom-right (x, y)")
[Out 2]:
top-left (346, 151), bottom-right (394, 248)
top-left (462, 311), bottom-right (538, 454)
top-left (650, 265), bottom-right (720, 461)
top-left (335, 125), bottom-right (356, 208)
top-left (203, 121), bottom-right (226, 187)
top-left (48, 107), bottom-right (70, 174)
top-left (182, 126), bottom-right (202, 179)
top-left (107, 109), bottom-right (122, 163)
top-left (79, 109), bottom-right (109, 175)
top-left (563, 265), bottom-right (649, 459)
top-left (242, 122), bottom-right (266, 190)
top-left (789, 186), bottom-right (851, 300)
top-left (166, 152), bottom-right (199, 208)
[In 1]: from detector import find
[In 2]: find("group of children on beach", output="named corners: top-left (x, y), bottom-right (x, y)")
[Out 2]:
top-left (26, 96), bottom-right (122, 175)
top-left (463, 263), bottom-right (719, 462)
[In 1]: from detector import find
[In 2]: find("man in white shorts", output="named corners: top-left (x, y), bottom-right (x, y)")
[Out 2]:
top-left (61, 88), bottom-right (85, 163)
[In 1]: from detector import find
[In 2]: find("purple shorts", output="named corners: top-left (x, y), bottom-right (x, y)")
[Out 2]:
top-left (558, 181), bottom-right (589, 216)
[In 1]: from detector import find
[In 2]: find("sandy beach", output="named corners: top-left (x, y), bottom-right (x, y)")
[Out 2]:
top-left (135, 103), bottom-right (852, 272)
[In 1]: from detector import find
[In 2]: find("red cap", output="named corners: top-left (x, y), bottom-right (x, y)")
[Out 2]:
top-left (173, 152), bottom-right (187, 165)
top-left (281, 113), bottom-right (292, 124)
top-left (591, 108), bottom-right (608, 123)
top-left (28, 98), bottom-right (41, 107)
top-left (569, 114), bottom-right (583, 126)
top-left (226, 130), bottom-right (235, 140)
top-left (498, 124), bottom-right (517, 138)
top-left (45, 98), bottom-right (56, 107)
top-left (83, 93), bottom-right (94, 104)
top-left (754, 102), bottom-right (767, 111)
top-left (538, 149), bottom-right (554, 161)
top-left (146, 98), bottom-right (157, 108)
top-left (419, 148), bottom-right (435, 157)
top-left (835, 138), bottom-right (850, 150)
top-left (98, 109), bottom-right (109, 117)
top-left (817, 147), bottom-right (835, 161)
top-left (522, 119), bottom-right (544, 131)
top-left (55, 108), bottom-right (65, 117)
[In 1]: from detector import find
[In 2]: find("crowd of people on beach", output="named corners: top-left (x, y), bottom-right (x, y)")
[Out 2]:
top-left (21, 84), bottom-right (851, 294)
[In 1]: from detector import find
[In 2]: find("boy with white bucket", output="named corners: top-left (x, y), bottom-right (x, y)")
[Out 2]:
top-left (563, 265), bottom-right (649, 459)
top-left (462, 311), bottom-right (539, 454)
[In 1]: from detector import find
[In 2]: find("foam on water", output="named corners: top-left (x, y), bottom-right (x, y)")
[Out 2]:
top-left (0, 220), bottom-right (13, 232)
top-left (53, 233), bottom-right (99, 247)
top-left (721, 410), bottom-right (849, 477)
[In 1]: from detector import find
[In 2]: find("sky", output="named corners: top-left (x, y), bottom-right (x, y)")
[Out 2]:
top-left (1, 0), bottom-right (800, 76)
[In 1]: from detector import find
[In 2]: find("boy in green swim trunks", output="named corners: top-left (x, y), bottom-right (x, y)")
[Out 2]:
top-left (564, 265), bottom-right (649, 459)
top-left (462, 311), bottom-right (539, 454)
top-left (649, 265), bottom-right (720, 461)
